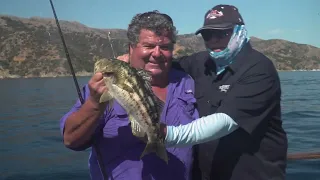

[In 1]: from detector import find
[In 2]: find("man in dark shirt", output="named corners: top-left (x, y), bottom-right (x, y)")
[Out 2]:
top-left (167, 4), bottom-right (288, 180)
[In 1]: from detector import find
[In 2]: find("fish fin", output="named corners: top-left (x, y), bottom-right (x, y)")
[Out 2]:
top-left (154, 95), bottom-right (165, 114)
top-left (155, 142), bottom-right (169, 164)
top-left (137, 68), bottom-right (164, 116)
top-left (137, 69), bottom-right (152, 82)
top-left (140, 141), bottom-right (169, 164)
top-left (129, 116), bottom-right (146, 138)
top-left (99, 91), bottom-right (113, 103)
top-left (137, 69), bottom-right (153, 93)
top-left (99, 91), bottom-right (114, 112)
top-left (106, 99), bottom-right (114, 112)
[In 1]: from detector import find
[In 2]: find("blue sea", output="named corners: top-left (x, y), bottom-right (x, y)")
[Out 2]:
top-left (0, 71), bottom-right (319, 180)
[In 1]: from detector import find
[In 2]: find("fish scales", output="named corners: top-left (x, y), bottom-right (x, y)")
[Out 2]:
top-left (117, 78), bottom-right (160, 131)
top-left (120, 78), bottom-right (158, 125)
top-left (94, 59), bottom-right (161, 129)
top-left (119, 67), bottom-right (161, 125)
top-left (93, 58), bottom-right (169, 164)
top-left (113, 61), bottom-right (159, 122)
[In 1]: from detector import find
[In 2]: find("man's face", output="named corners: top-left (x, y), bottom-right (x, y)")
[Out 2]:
top-left (129, 29), bottom-right (174, 80)
top-left (200, 28), bottom-right (233, 52)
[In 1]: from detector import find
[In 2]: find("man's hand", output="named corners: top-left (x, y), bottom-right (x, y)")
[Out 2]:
top-left (160, 123), bottom-right (167, 139)
top-left (116, 54), bottom-right (129, 63)
top-left (87, 72), bottom-right (108, 109)
top-left (63, 72), bottom-right (109, 149)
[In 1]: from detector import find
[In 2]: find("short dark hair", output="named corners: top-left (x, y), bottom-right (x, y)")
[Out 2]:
top-left (127, 10), bottom-right (177, 47)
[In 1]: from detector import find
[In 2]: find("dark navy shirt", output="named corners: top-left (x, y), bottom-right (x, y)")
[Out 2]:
top-left (60, 69), bottom-right (199, 180)
top-left (172, 42), bottom-right (288, 180)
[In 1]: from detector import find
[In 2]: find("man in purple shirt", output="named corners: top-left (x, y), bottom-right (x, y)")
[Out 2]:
top-left (59, 10), bottom-right (199, 180)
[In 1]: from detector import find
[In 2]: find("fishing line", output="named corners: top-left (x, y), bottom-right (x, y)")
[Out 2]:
top-left (48, 0), bottom-right (108, 179)
top-left (108, 32), bottom-right (116, 58)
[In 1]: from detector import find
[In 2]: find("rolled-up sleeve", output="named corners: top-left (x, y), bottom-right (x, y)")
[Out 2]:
top-left (216, 67), bottom-right (281, 135)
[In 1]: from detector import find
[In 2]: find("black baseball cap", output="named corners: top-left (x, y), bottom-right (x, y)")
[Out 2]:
top-left (195, 4), bottom-right (245, 34)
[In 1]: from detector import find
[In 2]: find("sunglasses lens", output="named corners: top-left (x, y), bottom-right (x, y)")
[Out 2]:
top-left (201, 29), bottom-right (232, 41)
top-left (139, 11), bottom-right (173, 24)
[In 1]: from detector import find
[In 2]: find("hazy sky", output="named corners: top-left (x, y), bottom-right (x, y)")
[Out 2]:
top-left (1, 0), bottom-right (319, 47)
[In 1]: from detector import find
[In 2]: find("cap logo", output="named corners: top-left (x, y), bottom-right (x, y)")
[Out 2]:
top-left (206, 10), bottom-right (223, 19)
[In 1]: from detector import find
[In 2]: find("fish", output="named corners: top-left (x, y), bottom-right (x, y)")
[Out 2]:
top-left (93, 58), bottom-right (169, 164)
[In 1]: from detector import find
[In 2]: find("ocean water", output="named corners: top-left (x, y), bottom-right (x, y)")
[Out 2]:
top-left (0, 71), bottom-right (319, 180)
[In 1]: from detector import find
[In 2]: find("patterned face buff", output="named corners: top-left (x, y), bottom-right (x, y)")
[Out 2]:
top-left (208, 25), bottom-right (249, 75)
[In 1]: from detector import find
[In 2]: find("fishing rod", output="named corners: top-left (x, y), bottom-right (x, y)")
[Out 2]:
top-left (48, 0), bottom-right (108, 179)
top-left (48, 0), bottom-right (83, 104)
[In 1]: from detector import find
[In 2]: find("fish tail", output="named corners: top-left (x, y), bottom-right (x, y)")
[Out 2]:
top-left (140, 141), bottom-right (169, 164)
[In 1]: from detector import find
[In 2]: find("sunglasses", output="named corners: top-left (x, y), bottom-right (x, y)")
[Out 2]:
top-left (201, 29), bottom-right (233, 41)
top-left (137, 10), bottom-right (173, 24)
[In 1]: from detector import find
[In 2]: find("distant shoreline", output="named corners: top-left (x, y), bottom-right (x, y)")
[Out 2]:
top-left (1, 70), bottom-right (319, 80)
top-left (0, 74), bottom-right (92, 79)
top-left (0, 72), bottom-right (93, 79)
top-left (278, 69), bottom-right (320, 72)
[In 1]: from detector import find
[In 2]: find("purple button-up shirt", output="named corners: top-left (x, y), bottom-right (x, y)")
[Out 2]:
top-left (60, 69), bottom-right (199, 180)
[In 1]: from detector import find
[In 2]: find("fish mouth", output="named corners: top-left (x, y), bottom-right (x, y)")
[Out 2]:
top-left (102, 72), bottom-right (115, 77)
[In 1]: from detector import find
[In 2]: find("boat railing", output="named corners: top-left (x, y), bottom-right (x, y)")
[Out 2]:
top-left (287, 152), bottom-right (320, 160)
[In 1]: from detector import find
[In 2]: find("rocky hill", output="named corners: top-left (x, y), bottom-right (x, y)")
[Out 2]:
top-left (0, 15), bottom-right (319, 78)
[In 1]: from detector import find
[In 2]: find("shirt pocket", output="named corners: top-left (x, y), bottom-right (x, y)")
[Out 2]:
top-left (103, 102), bottom-right (130, 138)
top-left (194, 87), bottom-right (212, 116)
top-left (194, 85), bottom-right (226, 115)
top-left (171, 93), bottom-right (197, 125)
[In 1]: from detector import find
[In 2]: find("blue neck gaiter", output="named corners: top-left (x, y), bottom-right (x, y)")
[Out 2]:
top-left (208, 25), bottom-right (249, 75)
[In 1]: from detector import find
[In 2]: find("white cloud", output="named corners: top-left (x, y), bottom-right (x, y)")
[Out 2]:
top-left (267, 29), bottom-right (301, 35)
top-left (267, 28), bottom-right (284, 34)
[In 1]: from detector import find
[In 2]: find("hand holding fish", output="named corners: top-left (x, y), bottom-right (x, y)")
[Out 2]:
top-left (94, 58), bottom-right (170, 164)
top-left (88, 72), bottom-right (109, 107)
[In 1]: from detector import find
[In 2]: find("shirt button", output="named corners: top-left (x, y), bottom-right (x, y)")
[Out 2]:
top-left (207, 100), bottom-right (210, 104)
